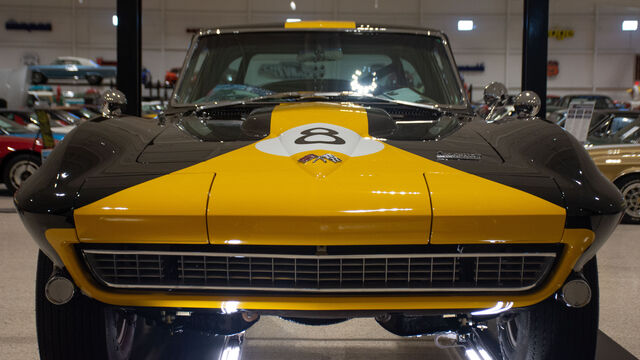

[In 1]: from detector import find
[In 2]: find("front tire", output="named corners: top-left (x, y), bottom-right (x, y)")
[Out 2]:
top-left (36, 251), bottom-right (137, 360)
top-left (497, 256), bottom-right (599, 360)
top-left (2, 153), bottom-right (40, 194)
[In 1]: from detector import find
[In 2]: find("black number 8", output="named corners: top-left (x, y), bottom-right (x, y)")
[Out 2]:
top-left (294, 127), bottom-right (346, 145)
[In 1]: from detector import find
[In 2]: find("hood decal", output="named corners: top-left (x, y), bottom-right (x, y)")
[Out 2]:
top-left (255, 122), bottom-right (384, 158)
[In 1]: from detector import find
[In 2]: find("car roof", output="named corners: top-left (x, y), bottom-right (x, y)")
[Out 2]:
top-left (196, 21), bottom-right (444, 37)
top-left (56, 56), bottom-right (96, 66)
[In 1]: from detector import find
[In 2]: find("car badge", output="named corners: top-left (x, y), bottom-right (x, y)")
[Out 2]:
top-left (436, 151), bottom-right (482, 161)
top-left (298, 153), bottom-right (342, 164)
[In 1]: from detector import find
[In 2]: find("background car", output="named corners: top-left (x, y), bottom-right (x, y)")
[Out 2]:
top-left (0, 109), bottom-right (82, 139)
top-left (587, 119), bottom-right (640, 223)
top-left (546, 94), bottom-right (618, 118)
top-left (29, 57), bottom-right (117, 85)
top-left (0, 134), bottom-right (44, 193)
top-left (554, 109), bottom-right (640, 137)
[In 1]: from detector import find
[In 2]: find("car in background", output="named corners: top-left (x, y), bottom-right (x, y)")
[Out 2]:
top-left (0, 134), bottom-right (45, 193)
top-left (141, 101), bottom-right (165, 119)
top-left (0, 108), bottom-right (87, 138)
top-left (546, 94), bottom-right (561, 107)
top-left (165, 67), bottom-right (181, 85)
top-left (29, 57), bottom-right (116, 85)
top-left (546, 94), bottom-right (618, 119)
top-left (554, 109), bottom-right (640, 137)
top-left (0, 114), bottom-right (64, 141)
top-left (586, 117), bottom-right (640, 223)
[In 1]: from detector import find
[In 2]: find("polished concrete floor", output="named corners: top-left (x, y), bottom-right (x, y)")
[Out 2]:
top-left (0, 187), bottom-right (638, 359)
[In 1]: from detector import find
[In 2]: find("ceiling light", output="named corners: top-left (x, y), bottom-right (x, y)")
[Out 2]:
top-left (622, 20), bottom-right (638, 31)
top-left (112, 15), bottom-right (118, 27)
top-left (286, 18), bottom-right (301, 23)
top-left (290, 1), bottom-right (296, 11)
top-left (458, 20), bottom-right (474, 31)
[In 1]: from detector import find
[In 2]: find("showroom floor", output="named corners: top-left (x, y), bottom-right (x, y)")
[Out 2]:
top-left (0, 186), bottom-right (638, 360)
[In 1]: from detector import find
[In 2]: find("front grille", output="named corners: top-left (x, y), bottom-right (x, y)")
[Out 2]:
top-left (82, 249), bottom-right (556, 293)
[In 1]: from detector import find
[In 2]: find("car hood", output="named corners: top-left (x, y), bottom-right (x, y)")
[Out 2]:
top-left (73, 102), bottom-right (566, 246)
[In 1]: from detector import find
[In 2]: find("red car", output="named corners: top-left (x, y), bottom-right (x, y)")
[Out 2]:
top-left (1, 134), bottom-right (44, 193)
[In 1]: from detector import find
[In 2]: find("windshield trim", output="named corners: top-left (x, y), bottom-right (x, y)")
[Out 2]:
top-left (168, 27), bottom-right (470, 111)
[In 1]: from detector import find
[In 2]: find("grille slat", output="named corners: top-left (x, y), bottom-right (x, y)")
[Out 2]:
top-left (83, 250), bottom-right (556, 293)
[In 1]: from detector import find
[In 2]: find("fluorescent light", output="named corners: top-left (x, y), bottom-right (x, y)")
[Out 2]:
top-left (622, 20), bottom-right (638, 31)
top-left (112, 15), bottom-right (118, 26)
top-left (220, 346), bottom-right (240, 360)
top-left (470, 301), bottom-right (514, 316)
top-left (465, 349), bottom-right (482, 360)
top-left (290, 1), bottom-right (296, 11)
top-left (286, 18), bottom-right (301, 22)
top-left (458, 20), bottom-right (474, 31)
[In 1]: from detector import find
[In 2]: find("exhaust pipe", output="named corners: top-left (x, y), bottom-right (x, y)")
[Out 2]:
top-left (45, 274), bottom-right (75, 305)
top-left (558, 278), bottom-right (591, 308)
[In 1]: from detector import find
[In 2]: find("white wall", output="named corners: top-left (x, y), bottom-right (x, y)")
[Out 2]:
top-left (0, 0), bottom-right (638, 101)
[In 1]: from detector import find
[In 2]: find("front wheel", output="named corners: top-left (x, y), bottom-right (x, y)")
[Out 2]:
top-left (496, 256), bottom-right (599, 360)
top-left (2, 154), bottom-right (40, 194)
top-left (36, 251), bottom-right (138, 360)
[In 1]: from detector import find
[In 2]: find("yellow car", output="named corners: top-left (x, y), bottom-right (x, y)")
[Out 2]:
top-left (15, 22), bottom-right (623, 360)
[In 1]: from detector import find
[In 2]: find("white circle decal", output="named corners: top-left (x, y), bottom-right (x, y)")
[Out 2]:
top-left (255, 123), bottom-right (384, 157)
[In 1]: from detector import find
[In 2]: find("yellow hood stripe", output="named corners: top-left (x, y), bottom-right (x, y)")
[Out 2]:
top-left (74, 102), bottom-right (565, 246)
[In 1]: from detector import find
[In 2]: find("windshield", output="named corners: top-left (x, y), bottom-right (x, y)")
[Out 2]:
top-left (0, 116), bottom-right (34, 134)
top-left (173, 31), bottom-right (466, 107)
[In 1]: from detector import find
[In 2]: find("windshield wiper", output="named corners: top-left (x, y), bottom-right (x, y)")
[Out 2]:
top-left (189, 91), bottom-right (440, 113)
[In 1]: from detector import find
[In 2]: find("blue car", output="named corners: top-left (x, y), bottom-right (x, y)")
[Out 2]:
top-left (30, 57), bottom-right (116, 85)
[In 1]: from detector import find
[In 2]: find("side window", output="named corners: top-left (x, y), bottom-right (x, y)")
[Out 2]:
top-left (400, 59), bottom-right (425, 93)
top-left (610, 117), bottom-right (635, 134)
top-left (619, 125), bottom-right (640, 144)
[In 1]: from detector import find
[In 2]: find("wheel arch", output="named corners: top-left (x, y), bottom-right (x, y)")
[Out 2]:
top-left (612, 168), bottom-right (640, 187)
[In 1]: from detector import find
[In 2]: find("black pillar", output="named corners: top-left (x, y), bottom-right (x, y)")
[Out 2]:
top-left (116, 0), bottom-right (141, 117)
top-left (522, 0), bottom-right (549, 116)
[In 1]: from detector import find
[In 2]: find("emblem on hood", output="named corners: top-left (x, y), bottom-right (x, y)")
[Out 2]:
top-left (298, 153), bottom-right (342, 164)
top-left (436, 151), bottom-right (482, 161)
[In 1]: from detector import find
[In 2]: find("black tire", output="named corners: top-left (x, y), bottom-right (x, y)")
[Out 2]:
top-left (2, 153), bottom-right (40, 194)
top-left (87, 75), bottom-right (103, 85)
top-left (616, 175), bottom-right (640, 224)
top-left (32, 71), bottom-right (47, 84)
top-left (36, 251), bottom-right (138, 360)
top-left (497, 256), bottom-right (599, 360)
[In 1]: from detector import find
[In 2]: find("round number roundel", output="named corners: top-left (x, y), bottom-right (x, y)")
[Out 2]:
top-left (255, 123), bottom-right (384, 157)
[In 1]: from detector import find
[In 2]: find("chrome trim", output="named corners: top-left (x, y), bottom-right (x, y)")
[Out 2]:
top-left (82, 250), bottom-right (556, 293)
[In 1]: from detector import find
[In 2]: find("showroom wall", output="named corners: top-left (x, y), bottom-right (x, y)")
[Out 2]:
top-left (0, 0), bottom-right (638, 101)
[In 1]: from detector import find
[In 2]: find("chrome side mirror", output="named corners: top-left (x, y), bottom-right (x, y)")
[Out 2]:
top-left (514, 91), bottom-right (541, 118)
top-left (483, 82), bottom-right (508, 108)
top-left (101, 89), bottom-right (127, 118)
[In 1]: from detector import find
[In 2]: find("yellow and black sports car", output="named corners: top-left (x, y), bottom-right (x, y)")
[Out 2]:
top-left (16, 22), bottom-right (624, 360)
